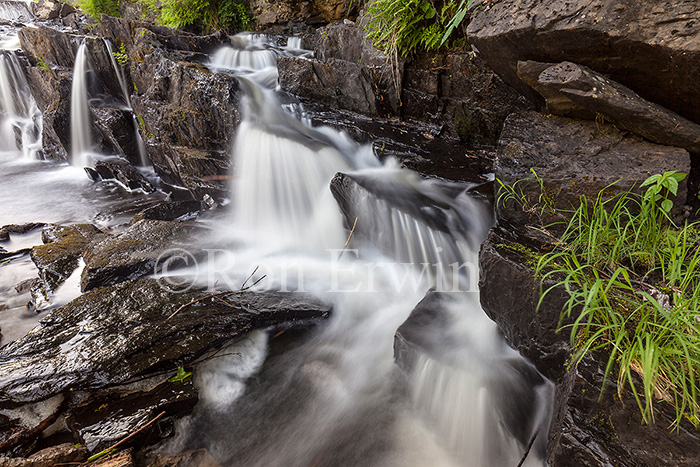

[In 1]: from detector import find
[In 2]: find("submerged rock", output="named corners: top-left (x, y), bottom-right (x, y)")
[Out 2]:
top-left (467, 0), bottom-right (700, 124)
top-left (494, 111), bottom-right (691, 228)
top-left (0, 278), bottom-right (331, 407)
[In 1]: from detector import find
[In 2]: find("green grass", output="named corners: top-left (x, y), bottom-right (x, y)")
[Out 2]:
top-left (534, 171), bottom-right (700, 428)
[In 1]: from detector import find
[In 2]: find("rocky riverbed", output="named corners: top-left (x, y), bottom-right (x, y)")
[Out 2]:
top-left (0, 0), bottom-right (699, 465)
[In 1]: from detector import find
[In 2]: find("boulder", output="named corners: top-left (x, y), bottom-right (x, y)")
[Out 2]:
top-left (467, 0), bottom-right (700, 125)
top-left (17, 26), bottom-right (75, 69)
top-left (93, 160), bottom-right (155, 192)
top-left (0, 277), bottom-right (331, 407)
top-left (478, 229), bottom-right (700, 465)
top-left (80, 219), bottom-right (198, 291)
top-left (278, 56), bottom-right (380, 116)
top-left (0, 443), bottom-right (87, 467)
top-left (31, 0), bottom-right (75, 20)
top-left (146, 449), bottom-right (221, 467)
top-left (518, 61), bottom-right (700, 153)
top-left (494, 111), bottom-right (691, 228)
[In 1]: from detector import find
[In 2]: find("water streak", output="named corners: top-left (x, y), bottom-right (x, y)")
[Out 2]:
top-left (70, 42), bottom-right (93, 167)
top-left (0, 51), bottom-right (42, 159)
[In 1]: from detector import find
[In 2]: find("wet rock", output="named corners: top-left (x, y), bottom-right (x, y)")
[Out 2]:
top-left (31, 0), bottom-right (75, 20)
top-left (25, 442), bottom-right (88, 466)
top-left (467, 0), bottom-right (700, 124)
top-left (14, 279), bottom-right (40, 295)
top-left (518, 61), bottom-right (700, 154)
top-left (278, 56), bottom-right (379, 116)
top-left (66, 378), bottom-right (198, 452)
top-left (91, 449), bottom-right (134, 467)
top-left (478, 229), bottom-right (700, 464)
top-left (17, 26), bottom-right (74, 69)
top-left (146, 449), bottom-right (221, 467)
top-left (93, 109), bottom-right (143, 165)
top-left (93, 160), bottom-right (155, 192)
top-left (83, 36), bottom-right (133, 108)
top-left (132, 201), bottom-right (203, 223)
top-left (81, 219), bottom-right (198, 292)
top-left (23, 67), bottom-right (71, 161)
top-left (0, 277), bottom-right (331, 406)
top-left (494, 111), bottom-right (691, 228)
top-left (1, 224), bottom-right (45, 235)
top-left (31, 224), bottom-right (106, 297)
top-left (0, 230), bottom-right (8, 242)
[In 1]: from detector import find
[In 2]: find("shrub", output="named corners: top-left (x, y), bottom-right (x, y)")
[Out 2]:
top-left (156, 0), bottom-right (252, 32)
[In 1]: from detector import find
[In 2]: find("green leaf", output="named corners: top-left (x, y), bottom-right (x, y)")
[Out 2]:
top-left (641, 174), bottom-right (662, 187)
top-left (666, 177), bottom-right (679, 196)
top-left (661, 199), bottom-right (673, 213)
top-left (168, 366), bottom-right (192, 383)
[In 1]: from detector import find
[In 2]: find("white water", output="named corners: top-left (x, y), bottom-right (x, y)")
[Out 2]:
top-left (163, 34), bottom-right (554, 467)
top-left (103, 39), bottom-right (150, 166)
top-left (70, 42), bottom-right (94, 167)
top-left (0, 51), bottom-right (42, 160)
top-left (0, 1), bottom-right (32, 22)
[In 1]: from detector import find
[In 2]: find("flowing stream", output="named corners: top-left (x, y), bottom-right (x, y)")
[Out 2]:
top-left (161, 34), bottom-right (554, 467)
top-left (0, 23), bottom-right (555, 466)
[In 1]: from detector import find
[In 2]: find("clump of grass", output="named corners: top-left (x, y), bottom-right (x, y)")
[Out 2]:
top-left (535, 171), bottom-right (700, 428)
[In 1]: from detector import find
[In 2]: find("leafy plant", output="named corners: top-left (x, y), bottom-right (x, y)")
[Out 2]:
top-left (112, 43), bottom-right (129, 68)
top-left (496, 168), bottom-right (557, 220)
top-left (168, 366), bottom-right (192, 383)
top-left (77, 0), bottom-right (121, 20)
top-left (147, 0), bottom-right (252, 32)
top-left (535, 172), bottom-right (700, 428)
top-left (35, 56), bottom-right (51, 74)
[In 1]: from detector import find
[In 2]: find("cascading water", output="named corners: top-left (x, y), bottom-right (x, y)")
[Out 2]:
top-left (70, 42), bottom-right (94, 167)
top-left (103, 39), bottom-right (150, 167)
top-left (0, 1), bottom-right (32, 22)
top-left (0, 51), bottom-right (42, 160)
top-left (165, 34), bottom-right (554, 467)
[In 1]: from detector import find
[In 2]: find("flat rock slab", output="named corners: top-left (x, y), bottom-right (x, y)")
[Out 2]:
top-left (0, 278), bottom-right (331, 407)
top-left (468, 0), bottom-right (700, 125)
top-left (494, 111), bottom-right (691, 227)
top-left (81, 219), bottom-right (199, 292)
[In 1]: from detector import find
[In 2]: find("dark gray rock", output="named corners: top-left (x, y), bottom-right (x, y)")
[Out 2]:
top-left (518, 61), bottom-right (700, 153)
top-left (93, 108), bottom-right (143, 165)
top-left (146, 449), bottom-right (220, 467)
top-left (0, 277), bottom-right (331, 407)
top-left (17, 26), bottom-right (74, 69)
top-left (80, 219), bottom-right (197, 292)
top-left (0, 443), bottom-right (87, 467)
top-left (66, 378), bottom-right (198, 452)
top-left (495, 111), bottom-right (691, 228)
top-left (132, 201), bottom-right (203, 224)
top-left (467, 0), bottom-right (700, 125)
top-left (23, 67), bottom-right (71, 161)
top-left (93, 160), bottom-right (155, 192)
top-left (478, 229), bottom-right (700, 465)
top-left (278, 56), bottom-right (379, 116)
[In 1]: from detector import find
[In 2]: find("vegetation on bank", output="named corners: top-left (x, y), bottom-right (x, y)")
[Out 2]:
top-left (76, 0), bottom-right (252, 32)
top-left (500, 171), bottom-right (700, 428)
top-left (365, 0), bottom-right (474, 56)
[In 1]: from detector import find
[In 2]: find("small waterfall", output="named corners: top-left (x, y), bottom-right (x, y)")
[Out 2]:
top-left (70, 42), bottom-right (93, 167)
top-left (286, 37), bottom-right (303, 50)
top-left (170, 35), bottom-right (554, 467)
top-left (103, 39), bottom-right (150, 166)
top-left (0, 1), bottom-right (32, 21)
top-left (0, 51), bottom-right (42, 160)
top-left (210, 34), bottom-right (279, 72)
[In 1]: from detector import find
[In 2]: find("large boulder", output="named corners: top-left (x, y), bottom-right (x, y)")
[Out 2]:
top-left (0, 277), bottom-right (331, 407)
top-left (479, 229), bottom-right (700, 465)
top-left (31, 0), bottom-right (75, 20)
top-left (467, 0), bottom-right (700, 125)
top-left (494, 111), bottom-right (691, 228)
top-left (17, 26), bottom-right (75, 69)
top-left (517, 61), bottom-right (700, 154)
top-left (23, 67), bottom-right (71, 161)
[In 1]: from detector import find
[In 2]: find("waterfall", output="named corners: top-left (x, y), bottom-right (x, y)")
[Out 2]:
top-left (167, 36), bottom-right (554, 467)
top-left (0, 51), bottom-right (42, 160)
top-left (70, 42), bottom-right (93, 167)
top-left (0, 1), bottom-right (32, 22)
top-left (103, 39), bottom-right (150, 167)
